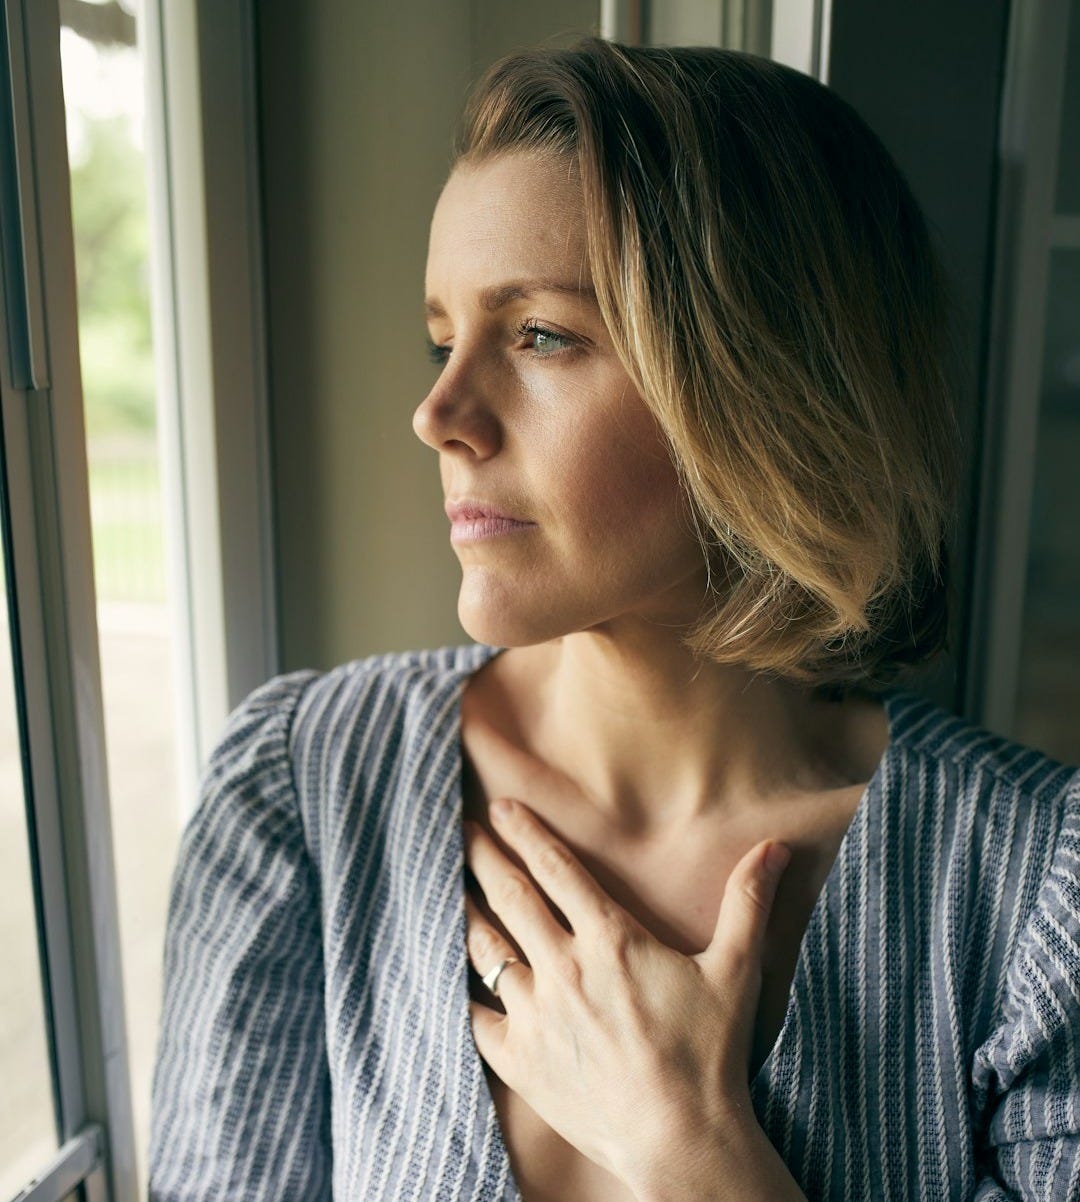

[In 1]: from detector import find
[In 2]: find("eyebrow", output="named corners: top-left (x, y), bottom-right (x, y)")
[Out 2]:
top-left (423, 278), bottom-right (598, 320)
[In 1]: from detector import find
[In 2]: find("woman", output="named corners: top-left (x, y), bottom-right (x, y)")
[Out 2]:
top-left (148, 37), bottom-right (1080, 1201)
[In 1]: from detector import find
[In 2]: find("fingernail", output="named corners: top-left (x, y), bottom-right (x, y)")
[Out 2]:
top-left (765, 841), bottom-right (791, 875)
top-left (491, 797), bottom-right (513, 818)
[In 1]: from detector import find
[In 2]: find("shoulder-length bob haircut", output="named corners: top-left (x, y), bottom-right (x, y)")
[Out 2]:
top-left (453, 36), bottom-right (965, 697)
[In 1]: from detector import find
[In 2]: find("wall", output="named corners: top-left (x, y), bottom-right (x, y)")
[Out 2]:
top-left (256, 0), bottom-right (601, 671)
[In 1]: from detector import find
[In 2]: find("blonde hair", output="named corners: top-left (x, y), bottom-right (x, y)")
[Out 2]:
top-left (453, 37), bottom-right (965, 696)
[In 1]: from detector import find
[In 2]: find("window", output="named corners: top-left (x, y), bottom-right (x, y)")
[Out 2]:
top-left (0, 539), bottom-right (56, 1202)
top-left (1012, 1), bottom-right (1080, 762)
top-left (58, 7), bottom-right (183, 1191)
top-left (970, 0), bottom-right (1080, 762)
top-left (0, 1), bottom-right (275, 1198)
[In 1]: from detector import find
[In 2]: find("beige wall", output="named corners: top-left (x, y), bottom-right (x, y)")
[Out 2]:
top-left (256, 0), bottom-right (600, 671)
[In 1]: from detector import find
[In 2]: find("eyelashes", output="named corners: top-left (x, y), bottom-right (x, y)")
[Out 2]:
top-left (425, 319), bottom-right (575, 367)
top-left (513, 319), bottom-right (574, 358)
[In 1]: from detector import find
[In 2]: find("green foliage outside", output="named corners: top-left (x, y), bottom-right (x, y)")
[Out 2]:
top-left (70, 111), bottom-right (165, 602)
top-left (71, 113), bottom-right (157, 437)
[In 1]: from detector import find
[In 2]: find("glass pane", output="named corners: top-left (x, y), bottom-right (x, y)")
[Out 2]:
top-left (0, 522), bottom-right (58, 1197)
top-left (60, 2), bottom-right (184, 1192)
top-left (1015, 248), bottom-right (1080, 762)
top-left (1055, 0), bottom-right (1080, 213)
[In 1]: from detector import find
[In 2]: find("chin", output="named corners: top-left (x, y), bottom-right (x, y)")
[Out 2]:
top-left (457, 607), bottom-right (558, 650)
top-left (455, 583), bottom-right (588, 650)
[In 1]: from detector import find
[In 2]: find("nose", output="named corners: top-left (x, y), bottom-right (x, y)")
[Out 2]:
top-left (411, 350), bottom-right (500, 458)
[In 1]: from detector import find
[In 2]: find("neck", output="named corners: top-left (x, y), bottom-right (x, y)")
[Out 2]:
top-left (512, 626), bottom-right (883, 837)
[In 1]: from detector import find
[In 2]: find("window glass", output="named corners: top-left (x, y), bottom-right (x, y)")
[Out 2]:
top-left (0, 525), bottom-right (58, 1200)
top-left (1015, 247), bottom-right (1080, 763)
top-left (60, 1), bottom-right (184, 1191)
top-left (1055, 1), bottom-right (1080, 212)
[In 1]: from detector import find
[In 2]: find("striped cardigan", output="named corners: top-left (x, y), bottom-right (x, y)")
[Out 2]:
top-left (147, 642), bottom-right (1080, 1200)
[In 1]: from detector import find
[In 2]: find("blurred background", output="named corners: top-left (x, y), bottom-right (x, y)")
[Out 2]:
top-left (0, 1), bottom-right (1076, 1199)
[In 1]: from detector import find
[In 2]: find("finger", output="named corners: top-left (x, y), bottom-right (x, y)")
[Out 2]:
top-left (487, 797), bottom-right (640, 944)
top-left (469, 999), bottom-right (512, 1084)
top-left (465, 818), bottom-right (569, 970)
top-left (464, 890), bottom-right (532, 1008)
top-left (701, 839), bottom-right (791, 982)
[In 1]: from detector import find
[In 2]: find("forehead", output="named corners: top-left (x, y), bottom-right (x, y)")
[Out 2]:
top-left (425, 153), bottom-right (588, 297)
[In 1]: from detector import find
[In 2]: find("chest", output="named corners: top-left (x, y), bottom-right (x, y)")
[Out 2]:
top-left (464, 942), bottom-right (799, 1202)
top-left (460, 745), bottom-right (857, 1201)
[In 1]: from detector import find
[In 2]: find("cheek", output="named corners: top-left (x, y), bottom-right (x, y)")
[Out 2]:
top-left (523, 365), bottom-right (702, 579)
top-left (561, 406), bottom-right (686, 539)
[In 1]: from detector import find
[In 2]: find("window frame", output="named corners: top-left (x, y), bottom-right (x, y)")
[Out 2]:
top-left (1, 0), bottom-right (133, 1195)
top-left (145, 0), bottom-right (280, 806)
top-left (965, 0), bottom-right (1072, 734)
top-left (0, 0), bottom-right (278, 1197)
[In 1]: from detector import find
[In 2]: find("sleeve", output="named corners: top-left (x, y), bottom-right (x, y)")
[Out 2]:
top-left (147, 671), bottom-right (332, 1201)
top-left (971, 772), bottom-right (1080, 1201)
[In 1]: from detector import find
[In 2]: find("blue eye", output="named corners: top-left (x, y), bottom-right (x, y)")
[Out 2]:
top-left (513, 319), bottom-right (573, 358)
top-left (424, 320), bottom-right (575, 367)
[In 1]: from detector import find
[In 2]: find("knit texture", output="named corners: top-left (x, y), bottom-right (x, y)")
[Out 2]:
top-left (147, 642), bottom-right (1080, 1200)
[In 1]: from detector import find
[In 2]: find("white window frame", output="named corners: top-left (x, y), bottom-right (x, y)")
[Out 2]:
top-left (2, 0), bottom-right (131, 1194)
top-left (0, 0), bottom-right (277, 1198)
top-left (144, 0), bottom-right (279, 809)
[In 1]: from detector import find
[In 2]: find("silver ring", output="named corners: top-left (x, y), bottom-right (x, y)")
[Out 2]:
top-left (481, 956), bottom-right (521, 997)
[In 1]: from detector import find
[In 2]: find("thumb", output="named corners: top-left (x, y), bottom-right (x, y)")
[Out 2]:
top-left (700, 839), bottom-right (791, 983)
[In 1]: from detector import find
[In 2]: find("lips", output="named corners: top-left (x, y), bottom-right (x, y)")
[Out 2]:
top-left (444, 498), bottom-right (532, 524)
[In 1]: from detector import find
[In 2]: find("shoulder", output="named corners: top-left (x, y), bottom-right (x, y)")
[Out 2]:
top-left (885, 687), bottom-right (1079, 852)
top-left (219, 642), bottom-right (499, 753)
top-left (204, 642), bottom-right (500, 816)
top-left (287, 640), bottom-right (501, 761)
top-left (879, 694), bottom-right (1080, 1108)
top-left (199, 643), bottom-right (501, 864)
top-left (881, 690), bottom-right (1079, 983)
top-left (281, 642), bottom-right (501, 848)
top-left (887, 686), bottom-right (1077, 797)
top-left (967, 763), bottom-right (1080, 1138)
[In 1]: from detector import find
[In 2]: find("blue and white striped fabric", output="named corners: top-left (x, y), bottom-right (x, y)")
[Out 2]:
top-left (147, 641), bottom-right (1080, 1200)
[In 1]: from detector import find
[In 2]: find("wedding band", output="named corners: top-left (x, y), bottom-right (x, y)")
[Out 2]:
top-left (481, 956), bottom-right (521, 997)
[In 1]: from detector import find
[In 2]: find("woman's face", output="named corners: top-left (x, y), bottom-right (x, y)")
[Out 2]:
top-left (414, 151), bottom-right (709, 649)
